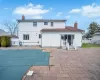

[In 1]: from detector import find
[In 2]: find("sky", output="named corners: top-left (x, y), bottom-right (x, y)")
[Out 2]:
top-left (0, 0), bottom-right (100, 31)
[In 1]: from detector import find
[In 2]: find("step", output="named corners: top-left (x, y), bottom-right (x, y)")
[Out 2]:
top-left (69, 49), bottom-right (76, 50)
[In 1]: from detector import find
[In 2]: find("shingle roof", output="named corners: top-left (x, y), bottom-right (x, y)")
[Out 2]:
top-left (0, 29), bottom-right (18, 38)
top-left (94, 32), bottom-right (100, 35)
top-left (10, 35), bottom-right (18, 38)
top-left (17, 19), bottom-right (66, 22)
top-left (41, 26), bottom-right (84, 32)
top-left (0, 29), bottom-right (9, 36)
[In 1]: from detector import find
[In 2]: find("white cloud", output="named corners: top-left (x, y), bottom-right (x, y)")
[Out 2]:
top-left (69, 3), bottom-right (100, 18)
top-left (13, 3), bottom-right (51, 18)
top-left (50, 8), bottom-right (53, 10)
top-left (4, 8), bottom-right (9, 10)
top-left (65, 15), bottom-right (70, 19)
top-left (69, 9), bottom-right (81, 13)
top-left (56, 12), bottom-right (63, 16)
top-left (4, 8), bottom-right (12, 10)
top-left (32, 16), bottom-right (43, 19)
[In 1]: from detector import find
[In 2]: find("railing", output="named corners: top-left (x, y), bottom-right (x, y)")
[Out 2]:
top-left (73, 40), bottom-right (77, 50)
top-left (62, 40), bottom-right (77, 50)
top-left (65, 41), bottom-right (69, 50)
top-left (62, 40), bottom-right (69, 50)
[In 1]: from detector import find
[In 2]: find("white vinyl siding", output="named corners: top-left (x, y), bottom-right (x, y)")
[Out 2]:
top-left (42, 32), bottom-right (82, 47)
top-left (18, 21), bottom-right (65, 46)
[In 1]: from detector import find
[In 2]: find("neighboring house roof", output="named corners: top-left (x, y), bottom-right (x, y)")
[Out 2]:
top-left (0, 29), bottom-right (18, 38)
top-left (92, 32), bottom-right (100, 37)
top-left (17, 19), bottom-right (66, 22)
top-left (41, 26), bottom-right (84, 32)
top-left (10, 35), bottom-right (18, 38)
top-left (94, 32), bottom-right (100, 35)
top-left (0, 29), bottom-right (9, 36)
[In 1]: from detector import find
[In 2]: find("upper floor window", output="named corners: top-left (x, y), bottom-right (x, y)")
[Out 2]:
top-left (33, 22), bottom-right (37, 26)
top-left (51, 22), bottom-right (53, 26)
top-left (23, 34), bottom-right (29, 40)
top-left (44, 22), bottom-right (48, 25)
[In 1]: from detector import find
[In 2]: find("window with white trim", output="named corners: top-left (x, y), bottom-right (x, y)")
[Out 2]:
top-left (39, 34), bottom-right (42, 38)
top-left (23, 34), bottom-right (29, 40)
top-left (33, 22), bottom-right (37, 26)
top-left (51, 22), bottom-right (53, 26)
top-left (44, 22), bottom-right (48, 25)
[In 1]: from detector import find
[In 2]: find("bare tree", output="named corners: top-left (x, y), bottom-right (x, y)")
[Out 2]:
top-left (3, 21), bottom-right (18, 35)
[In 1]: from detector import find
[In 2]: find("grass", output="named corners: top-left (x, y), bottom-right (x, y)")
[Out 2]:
top-left (82, 43), bottom-right (100, 48)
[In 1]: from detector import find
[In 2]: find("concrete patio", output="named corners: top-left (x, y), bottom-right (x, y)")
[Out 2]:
top-left (23, 48), bottom-right (100, 80)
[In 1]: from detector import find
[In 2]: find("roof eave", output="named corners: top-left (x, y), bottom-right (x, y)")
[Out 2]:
top-left (41, 30), bottom-right (84, 32)
top-left (16, 19), bottom-right (67, 22)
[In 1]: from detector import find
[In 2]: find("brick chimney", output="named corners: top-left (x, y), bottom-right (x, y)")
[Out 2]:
top-left (22, 15), bottom-right (25, 20)
top-left (74, 22), bottom-right (78, 29)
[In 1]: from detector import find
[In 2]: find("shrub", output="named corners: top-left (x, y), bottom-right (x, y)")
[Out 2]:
top-left (1, 36), bottom-right (11, 47)
top-left (0, 36), bottom-right (1, 47)
top-left (6, 36), bottom-right (11, 47)
top-left (1, 36), bottom-right (7, 47)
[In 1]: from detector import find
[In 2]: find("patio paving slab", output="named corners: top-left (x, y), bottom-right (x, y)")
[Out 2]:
top-left (24, 48), bottom-right (100, 80)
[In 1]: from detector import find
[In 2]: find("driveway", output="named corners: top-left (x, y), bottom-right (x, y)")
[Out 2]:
top-left (24, 48), bottom-right (100, 80)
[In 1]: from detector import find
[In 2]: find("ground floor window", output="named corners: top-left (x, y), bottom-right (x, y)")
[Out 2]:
top-left (23, 34), bottom-right (29, 40)
top-left (39, 34), bottom-right (42, 38)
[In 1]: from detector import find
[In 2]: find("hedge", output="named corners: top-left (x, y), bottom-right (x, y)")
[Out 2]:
top-left (0, 36), bottom-right (11, 47)
top-left (6, 36), bottom-right (11, 47)
top-left (0, 36), bottom-right (1, 47)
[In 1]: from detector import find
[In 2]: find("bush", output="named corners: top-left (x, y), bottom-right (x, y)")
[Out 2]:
top-left (1, 36), bottom-right (7, 47)
top-left (6, 36), bottom-right (11, 47)
top-left (0, 36), bottom-right (1, 47)
top-left (1, 36), bottom-right (11, 47)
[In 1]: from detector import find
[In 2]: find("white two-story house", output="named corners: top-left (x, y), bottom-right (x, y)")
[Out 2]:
top-left (17, 15), bottom-right (84, 48)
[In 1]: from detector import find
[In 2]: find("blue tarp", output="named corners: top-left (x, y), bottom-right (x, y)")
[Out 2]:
top-left (0, 49), bottom-right (50, 80)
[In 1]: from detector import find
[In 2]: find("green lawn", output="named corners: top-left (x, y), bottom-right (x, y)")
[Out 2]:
top-left (82, 43), bottom-right (100, 48)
